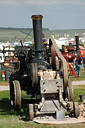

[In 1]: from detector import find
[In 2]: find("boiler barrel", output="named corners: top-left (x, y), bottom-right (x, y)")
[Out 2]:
top-left (62, 52), bottom-right (76, 62)
top-left (62, 52), bottom-right (68, 60)
top-left (68, 53), bottom-right (76, 62)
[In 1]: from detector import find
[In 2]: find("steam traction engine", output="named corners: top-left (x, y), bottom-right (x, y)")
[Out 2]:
top-left (60, 35), bottom-right (85, 62)
top-left (9, 15), bottom-right (80, 120)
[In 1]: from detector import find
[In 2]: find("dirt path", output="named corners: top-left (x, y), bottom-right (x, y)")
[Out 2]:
top-left (0, 86), bottom-right (9, 91)
top-left (72, 80), bottom-right (85, 86)
top-left (0, 80), bottom-right (85, 91)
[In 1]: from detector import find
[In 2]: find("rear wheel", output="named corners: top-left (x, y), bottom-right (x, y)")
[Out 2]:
top-left (67, 79), bottom-right (74, 101)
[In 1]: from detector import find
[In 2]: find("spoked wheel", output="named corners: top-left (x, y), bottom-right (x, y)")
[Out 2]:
top-left (27, 104), bottom-right (34, 121)
top-left (10, 80), bottom-right (21, 110)
top-left (73, 102), bottom-right (80, 118)
top-left (67, 79), bottom-right (74, 101)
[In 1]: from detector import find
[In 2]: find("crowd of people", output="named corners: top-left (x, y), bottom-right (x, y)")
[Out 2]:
top-left (42, 33), bottom-right (85, 78)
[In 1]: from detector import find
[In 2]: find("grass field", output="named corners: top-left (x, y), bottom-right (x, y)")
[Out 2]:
top-left (0, 28), bottom-right (85, 42)
top-left (0, 27), bottom-right (85, 127)
top-left (0, 28), bottom-right (33, 42)
top-left (0, 85), bottom-right (85, 128)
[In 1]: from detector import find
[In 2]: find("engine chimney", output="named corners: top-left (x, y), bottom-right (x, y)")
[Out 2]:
top-left (31, 15), bottom-right (43, 59)
top-left (75, 35), bottom-right (79, 51)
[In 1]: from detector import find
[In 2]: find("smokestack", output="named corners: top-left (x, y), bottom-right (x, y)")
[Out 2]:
top-left (31, 15), bottom-right (43, 59)
top-left (75, 35), bottom-right (79, 51)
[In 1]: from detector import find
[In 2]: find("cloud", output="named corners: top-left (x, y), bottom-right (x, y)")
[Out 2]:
top-left (24, 0), bottom-right (44, 5)
top-left (64, 1), bottom-right (85, 5)
top-left (0, 0), bottom-right (85, 7)
top-left (0, 0), bottom-right (49, 6)
top-left (0, 0), bottom-right (20, 5)
top-left (52, 0), bottom-right (85, 6)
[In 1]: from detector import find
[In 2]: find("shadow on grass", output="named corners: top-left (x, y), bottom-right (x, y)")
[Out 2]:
top-left (0, 98), bottom-right (28, 117)
top-left (0, 93), bottom-right (41, 121)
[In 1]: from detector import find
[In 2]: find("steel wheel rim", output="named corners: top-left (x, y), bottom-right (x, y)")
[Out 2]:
top-left (28, 104), bottom-right (34, 120)
top-left (67, 79), bottom-right (74, 101)
top-left (10, 80), bottom-right (21, 110)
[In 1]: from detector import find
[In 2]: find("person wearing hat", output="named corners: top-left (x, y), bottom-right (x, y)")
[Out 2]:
top-left (42, 33), bottom-right (48, 47)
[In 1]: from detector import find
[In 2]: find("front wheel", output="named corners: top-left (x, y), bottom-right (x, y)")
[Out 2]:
top-left (74, 102), bottom-right (80, 118)
top-left (27, 104), bottom-right (34, 121)
top-left (10, 80), bottom-right (21, 110)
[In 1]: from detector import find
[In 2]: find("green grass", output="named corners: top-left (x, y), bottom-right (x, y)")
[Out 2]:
top-left (73, 85), bottom-right (85, 103)
top-left (70, 76), bottom-right (85, 81)
top-left (0, 28), bottom-right (33, 42)
top-left (69, 66), bottom-right (85, 81)
top-left (0, 91), bottom-right (53, 128)
top-left (0, 85), bottom-right (85, 128)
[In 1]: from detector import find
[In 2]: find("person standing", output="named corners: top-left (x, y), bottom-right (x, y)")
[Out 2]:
top-left (76, 54), bottom-right (83, 77)
top-left (42, 33), bottom-right (48, 47)
top-left (83, 56), bottom-right (85, 69)
top-left (73, 56), bottom-right (77, 71)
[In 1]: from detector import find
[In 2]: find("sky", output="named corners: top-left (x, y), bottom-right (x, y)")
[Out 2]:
top-left (0, 0), bottom-right (85, 30)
